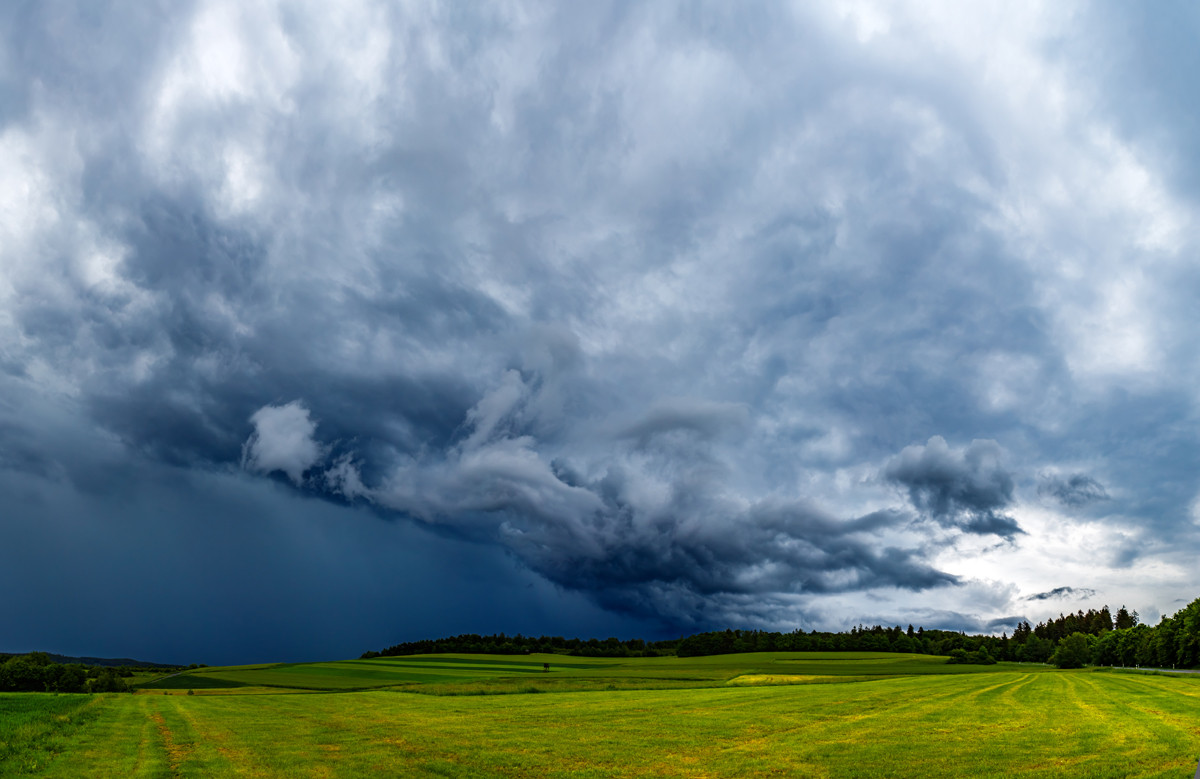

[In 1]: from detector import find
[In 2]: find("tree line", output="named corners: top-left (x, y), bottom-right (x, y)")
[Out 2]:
top-left (672, 604), bottom-right (1156, 665)
top-left (1084, 598), bottom-right (1200, 668)
top-left (362, 633), bottom-right (679, 658)
top-left (0, 652), bottom-right (185, 693)
top-left (0, 652), bottom-right (132, 693)
top-left (363, 598), bottom-right (1200, 670)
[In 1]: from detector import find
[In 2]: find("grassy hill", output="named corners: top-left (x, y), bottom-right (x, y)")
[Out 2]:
top-left (4, 653), bottom-right (1199, 777)
top-left (135, 651), bottom-right (1051, 694)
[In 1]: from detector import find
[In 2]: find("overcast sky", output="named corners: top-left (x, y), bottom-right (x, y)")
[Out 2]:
top-left (4, 1), bottom-right (1200, 665)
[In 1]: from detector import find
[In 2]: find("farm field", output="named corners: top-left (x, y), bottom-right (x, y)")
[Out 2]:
top-left (137, 651), bottom-right (1057, 694)
top-left (3, 653), bottom-right (1200, 777)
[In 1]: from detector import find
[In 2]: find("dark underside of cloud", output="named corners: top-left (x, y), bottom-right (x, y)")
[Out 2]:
top-left (239, 390), bottom-right (962, 629)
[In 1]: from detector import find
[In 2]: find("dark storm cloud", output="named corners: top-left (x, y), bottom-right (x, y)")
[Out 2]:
top-left (883, 437), bottom-right (1023, 538)
top-left (504, 499), bottom-right (959, 625)
top-left (238, 382), bottom-right (959, 627)
top-left (65, 195), bottom-right (493, 467)
top-left (1024, 587), bottom-right (1096, 602)
top-left (1038, 474), bottom-right (1110, 508)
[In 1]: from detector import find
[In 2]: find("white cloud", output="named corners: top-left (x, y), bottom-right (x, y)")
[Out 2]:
top-left (242, 401), bottom-right (324, 485)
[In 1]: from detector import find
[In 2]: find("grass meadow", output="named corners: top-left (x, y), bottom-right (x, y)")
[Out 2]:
top-left (3, 653), bottom-right (1199, 777)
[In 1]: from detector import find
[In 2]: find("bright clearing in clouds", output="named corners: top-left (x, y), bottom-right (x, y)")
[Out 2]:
top-left (3, 1), bottom-right (1200, 663)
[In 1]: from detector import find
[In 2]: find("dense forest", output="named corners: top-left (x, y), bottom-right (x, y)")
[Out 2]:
top-left (365, 597), bottom-right (1200, 670)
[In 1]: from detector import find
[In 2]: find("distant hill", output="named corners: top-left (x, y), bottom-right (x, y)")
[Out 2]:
top-left (1, 652), bottom-right (183, 669)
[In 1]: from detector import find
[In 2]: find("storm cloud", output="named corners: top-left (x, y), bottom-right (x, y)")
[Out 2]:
top-left (3, 1), bottom-right (1200, 661)
top-left (883, 437), bottom-right (1023, 539)
top-left (241, 382), bottom-right (959, 628)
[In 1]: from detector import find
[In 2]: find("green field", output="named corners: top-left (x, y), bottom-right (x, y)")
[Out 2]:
top-left (136, 651), bottom-right (1052, 694)
top-left (3, 653), bottom-right (1199, 777)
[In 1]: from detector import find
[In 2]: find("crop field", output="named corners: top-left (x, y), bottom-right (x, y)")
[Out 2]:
top-left (3, 654), bottom-right (1200, 777)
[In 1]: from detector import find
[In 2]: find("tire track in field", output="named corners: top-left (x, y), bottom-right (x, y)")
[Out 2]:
top-left (176, 700), bottom-right (254, 775)
top-left (133, 702), bottom-right (162, 777)
top-left (150, 711), bottom-right (191, 778)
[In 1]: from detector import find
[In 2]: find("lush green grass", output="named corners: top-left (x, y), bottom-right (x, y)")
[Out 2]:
top-left (6, 656), bottom-right (1200, 777)
top-left (0, 694), bottom-right (102, 775)
top-left (136, 674), bottom-right (249, 691)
